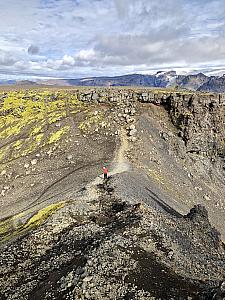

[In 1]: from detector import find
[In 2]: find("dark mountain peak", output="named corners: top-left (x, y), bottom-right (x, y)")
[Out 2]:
top-left (198, 75), bottom-right (225, 92)
top-left (15, 80), bottom-right (36, 86)
top-left (195, 72), bottom-right (208, 78)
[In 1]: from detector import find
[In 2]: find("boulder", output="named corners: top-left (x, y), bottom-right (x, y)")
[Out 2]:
top-left (92, 93), bottom-right (99, 101)
top-left (31, 159), bottom-right (38, 166)
top-left (129, 129), bottom-right (137, 136)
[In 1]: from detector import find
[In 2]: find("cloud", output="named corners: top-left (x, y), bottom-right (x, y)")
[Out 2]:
top-left (0, 0), bottom-right (225, 78)
top-left (62, 55), bottom-right (75, 66)
top-left (0, 50), bottom-right (17, 66)
top-left (114, 0), bottom-right (129, 18)
top-left (28, 45), bottom-right (40, 55)
top-left (76, 49), bottom-right (96, 61)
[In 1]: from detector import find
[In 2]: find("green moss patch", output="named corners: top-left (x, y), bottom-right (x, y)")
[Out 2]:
top-left (0, 201), bottom-right (65, 243)
top-left (0, 90), bottom-right (85, 164)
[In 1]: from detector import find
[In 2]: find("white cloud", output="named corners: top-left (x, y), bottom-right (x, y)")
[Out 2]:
top-left (0, 0), bottom-right (225, 78)
top-left (76, 49), bottom-right (96, 61)
top-left (0, 50), bottom-right (17, 66)
top-left (62, 55), bottom-right (75, 66)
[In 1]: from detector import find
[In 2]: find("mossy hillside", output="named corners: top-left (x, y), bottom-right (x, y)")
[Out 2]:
top-left (0, 90), bottom-right (86, 165)
top-left (0, 201), bottom-right (65, 243)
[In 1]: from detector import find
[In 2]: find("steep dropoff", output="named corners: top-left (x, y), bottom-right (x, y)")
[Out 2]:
top-left (73, 88), bottom-right (225, 236)
top-left (76, 88), bottom-right (225, 160)
top-left (166, 93), bottom-right (225, 158)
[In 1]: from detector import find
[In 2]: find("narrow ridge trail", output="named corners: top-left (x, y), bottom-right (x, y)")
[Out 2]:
top-left (83, 127), bottom-right (131, 201)
top-left (111, 127), bottom-right (131, 175)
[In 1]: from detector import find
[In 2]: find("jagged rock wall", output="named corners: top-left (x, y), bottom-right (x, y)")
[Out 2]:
top-left (165, 94), bottom-right (225, 157)
top-left (76, 89), bottom-right (225, 159)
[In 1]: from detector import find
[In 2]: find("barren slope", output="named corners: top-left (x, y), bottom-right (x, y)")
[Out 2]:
top-left (0, 88), bottom-right (224, 300)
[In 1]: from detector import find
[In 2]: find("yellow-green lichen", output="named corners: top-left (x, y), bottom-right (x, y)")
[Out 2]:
top-left (0, 202), bottom-right (65, 243)
top-left (0, 212), bottom-right (25, 237)
top-left (13, 140), bottom-right (23, 150)
top-left (0, 90), bottom-right (84, 163)
top-left (48, 126), bottom-right (70, 144)
top-left (35, 133), bottom-right (44, 143)
top-left (78, 111), bottom-right (104, 133)
top-left (25, 202), bottom-right (65, 228)
top-left (0, 149), bottom-right (6, 161)
top-left (30, 125), bottom-right (43, 136)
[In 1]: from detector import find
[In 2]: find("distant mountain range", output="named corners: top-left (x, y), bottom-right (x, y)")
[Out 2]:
top-left (2, 71), bottom-right (225, 92)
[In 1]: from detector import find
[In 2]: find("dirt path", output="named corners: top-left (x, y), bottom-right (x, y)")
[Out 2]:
top-left (110, 127), bottom-right (131, 175)
top-left (83, 127), bottom-right (131, 200)
top-left (0, 128), bottom-right (128, 224)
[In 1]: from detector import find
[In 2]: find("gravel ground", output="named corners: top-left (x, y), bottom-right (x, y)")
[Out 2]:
top-left (0, 175), bottom-right (224, 300)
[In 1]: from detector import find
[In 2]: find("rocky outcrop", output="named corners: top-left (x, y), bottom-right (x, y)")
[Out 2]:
top-left (184, 204), bottom-right (221, 249)
top-left (74, 88), bottom-right (225, 159)
top-left (165, 93), bottom-right (225, 158)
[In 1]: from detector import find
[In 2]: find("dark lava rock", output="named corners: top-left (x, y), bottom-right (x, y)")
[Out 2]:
top-left (185, 204), bottom-right (221, 249)
top-left (185, 204), bottom-right (209, 223)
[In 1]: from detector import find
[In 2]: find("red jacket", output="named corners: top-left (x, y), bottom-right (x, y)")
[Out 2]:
top-left (103, 167), bottom-right (108, 174)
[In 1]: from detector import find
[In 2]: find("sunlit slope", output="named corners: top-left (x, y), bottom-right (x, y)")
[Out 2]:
top-left (0, 90), bottom-right (84, 164)
top-left (0, 89), bottom-right (117, 219)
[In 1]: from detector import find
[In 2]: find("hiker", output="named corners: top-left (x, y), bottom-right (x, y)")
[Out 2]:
top-left (103, 165), bottom-right (108, 180)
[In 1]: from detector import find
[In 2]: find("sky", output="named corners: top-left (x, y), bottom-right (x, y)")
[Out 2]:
top-left (1, 0), bottom-right (225, 79)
